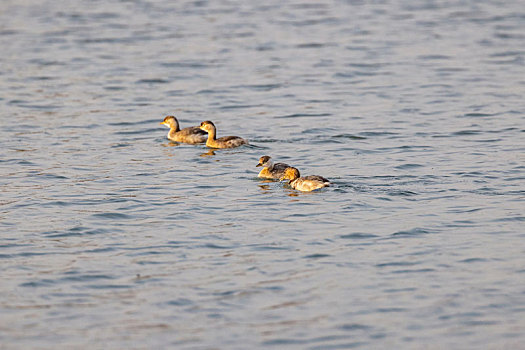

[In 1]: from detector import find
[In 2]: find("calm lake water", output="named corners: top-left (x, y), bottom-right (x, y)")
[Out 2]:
top-left (1, 0), bottom-right (524, 348)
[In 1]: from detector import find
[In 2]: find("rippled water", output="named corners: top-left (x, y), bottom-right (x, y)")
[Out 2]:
top-left (1, 0), bottom-right (524, 348)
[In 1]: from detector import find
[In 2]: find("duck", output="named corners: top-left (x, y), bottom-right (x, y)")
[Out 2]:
top-left (280, 167), bottom-right (330, 192)
top-left (256, 155), bottom-right (290, 179)
top-left (160, 116), bottom-right (207, 144)
top-left (199, 120), bottom-right (248, 148)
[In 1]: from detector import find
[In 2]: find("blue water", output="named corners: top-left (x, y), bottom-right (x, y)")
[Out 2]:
top-left (1, 0), bottom-right (524, 348)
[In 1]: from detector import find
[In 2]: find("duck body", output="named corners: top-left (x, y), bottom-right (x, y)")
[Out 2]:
top-left (160, 116), bottom-right (207, 144)
top-left (289, 175), bottom-right (330, 191)
top-left (280, 167), bottom-right (330, 192)
top-left (256, 155), bottom-right (290, 179)
top-left (199, 120), bottom-right (248, 149)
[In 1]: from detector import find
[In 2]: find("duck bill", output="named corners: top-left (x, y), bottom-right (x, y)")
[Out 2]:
top-left (256, 164), bottom-right (262, 167)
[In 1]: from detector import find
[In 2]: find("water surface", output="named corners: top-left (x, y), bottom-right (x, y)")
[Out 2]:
top-left (1, 0), bottom-right (524, 348)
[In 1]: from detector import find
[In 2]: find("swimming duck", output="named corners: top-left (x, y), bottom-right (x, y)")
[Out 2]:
top-left (160, 116), bottom-right (207, 144)
top-left (199, 120), bottom-right (248, 148)
top-left (280, 167), bottom-right (330, 192)
top-left (256, 155), bottom-right (290, 179)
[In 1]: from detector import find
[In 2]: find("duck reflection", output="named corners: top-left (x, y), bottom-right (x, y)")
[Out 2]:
top-left (258, 184), bottom-right (271, 191)
top-left (200, 149), bottom-right (216, 157)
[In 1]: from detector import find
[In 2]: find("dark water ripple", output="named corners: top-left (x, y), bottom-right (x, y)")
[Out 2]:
top-left (1, 0), bottom-right (525, 349)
